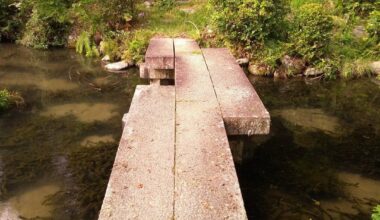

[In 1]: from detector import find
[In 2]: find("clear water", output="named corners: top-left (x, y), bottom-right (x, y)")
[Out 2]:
top-left (0, 44), bottom-right (146, 219)
top-left (235, 76), bottom-right (380, 219)
top-left (1, 44), bottom-right (380, 219)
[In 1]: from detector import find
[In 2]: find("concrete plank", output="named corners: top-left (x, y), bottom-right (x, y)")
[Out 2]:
top-left (99, 85), bottom-right (175, 220)
top-left (202, 48), bottom-right (270, 135)
top-left (145, 37), bottom-right (174, 69)
top-left (174, 38), bottom-right (247, 219)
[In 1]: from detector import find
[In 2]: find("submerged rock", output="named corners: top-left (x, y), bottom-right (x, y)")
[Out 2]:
top-left (40, 103), bottom-right (119, 123)
top-left (1, 73), bottom-right (79, 92)
top-left (273, 108), bottom-right (344, 136)
top-left (320, 172), bottom-right (380, 218)
top-left (80, 135), bottom-right (116, 147)
top-left (104, 60), bottom-right (132, 71)
top-left (0, 184), bottom-right (60, 219)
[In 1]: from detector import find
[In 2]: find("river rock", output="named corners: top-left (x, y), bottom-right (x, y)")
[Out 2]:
top-left (274, 66), bottom-right (287, 79)
top-left (105, 60), bottom-right (130, 71)
top-left (281, 55), bottom-right (306, 76)
top-left (101, 55), bottom-right (111, 62)
top-left (248, 63), bottom-right (271, 76)
top-left (370, 61), bottom-right (380, 75)
top-left (352, 25), bottom-right (368, 39)
top-left (304, 67), bottom-right (323, 77)
top-left (236, 58), bottom-right (249, 66)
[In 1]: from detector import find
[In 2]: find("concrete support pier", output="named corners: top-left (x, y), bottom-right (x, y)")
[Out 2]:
top-left (99, 37), bottom-right (271, 220)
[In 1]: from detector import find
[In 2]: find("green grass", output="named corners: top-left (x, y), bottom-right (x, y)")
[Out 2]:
top-left (0, 89), bottom-right (10, 111)
top-left (135, 0), bottom-right (211, 39)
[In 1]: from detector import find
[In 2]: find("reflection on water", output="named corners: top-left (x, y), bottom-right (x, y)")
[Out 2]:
top-left (0, 43), bottom-right (146, 219)
top-left (237, 77), bottom-right (380, 219)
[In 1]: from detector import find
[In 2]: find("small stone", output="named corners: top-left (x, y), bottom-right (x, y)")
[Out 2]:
top-left (304, 67), bottom-right (324, 77)
top-left (236, 58), bottom-right (249, 66)
top-left (248, 63), bottom-right (271, 76)
top-left (370, 61), bottom-right (380, 75)
top-left (105, 61), bottom-right (130, 71)
top-left (102, 55), bottom-right (111, 62)
top-left (281, 55), bottom-right (306, 76)
top-left (144, 1), bottom-right (152, 8)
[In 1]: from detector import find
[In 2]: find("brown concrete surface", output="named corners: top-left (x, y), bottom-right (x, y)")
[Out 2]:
top-left (202, 48), bottom-right (270, 135)
top-left (145, 37), bottom-right (174, 70)
top-left (98, 85), bottom-right (175, 220)
top-left (174, 38), bottom-right (247, 219)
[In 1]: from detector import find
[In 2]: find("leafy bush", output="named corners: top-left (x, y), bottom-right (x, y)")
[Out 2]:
top-left (315, 58), bottom-right (340, 79)
top-left (76, 31), bottom-right (99, 57)
top-left (71, 0), bottom-right (136, 34)
top-left (341, 59), bottom-right (373, 79)
top-left (373, 205), bottom-right (380, 220)
top-left (289, 3), bottom-right (333, 62)
top-left (367, 10), bottom-right (380, 43)
top-left (0, 0), bottom-right (23, 42)
top-left (122, 30), bottom-right (154, 62)
top-left (20, 0), bottom-right (71, 48)
top-left (342, 0), bottom-right (379, 17)
top-left (0, 89), bottom-right (10, 111)
top-left (211, 0), bottom-right (288, 50)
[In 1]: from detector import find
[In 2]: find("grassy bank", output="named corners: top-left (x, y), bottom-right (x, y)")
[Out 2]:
top-left (1, 0), bottom-right (379, 79)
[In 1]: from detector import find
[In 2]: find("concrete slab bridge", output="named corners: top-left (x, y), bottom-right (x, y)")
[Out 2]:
top-left (99, 38), bottom-right (270, 220)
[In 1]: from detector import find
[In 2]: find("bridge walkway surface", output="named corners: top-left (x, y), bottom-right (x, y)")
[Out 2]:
top-left (99, 37), bottom-right (270, 220)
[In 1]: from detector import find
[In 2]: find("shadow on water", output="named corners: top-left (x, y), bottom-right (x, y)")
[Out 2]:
top-left (0, 44), bottom-right (147, 219)
top-left (232, 77), bottom-right (380, 219)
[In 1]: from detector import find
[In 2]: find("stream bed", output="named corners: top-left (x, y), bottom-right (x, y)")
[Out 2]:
top-left (1, 44), bottom-right (379, 219)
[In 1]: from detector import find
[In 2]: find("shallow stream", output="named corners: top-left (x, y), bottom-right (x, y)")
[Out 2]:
top-left (1, 44), bottom-right (379, 219)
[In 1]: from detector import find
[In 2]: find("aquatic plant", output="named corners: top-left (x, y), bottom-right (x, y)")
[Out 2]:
top-left (372, 205), bottom-right (380, 220)
top-left (0, 89), bottom-right (10, 111)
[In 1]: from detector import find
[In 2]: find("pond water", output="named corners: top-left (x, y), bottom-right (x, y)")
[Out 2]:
top-left (0, 44), bottom-right (146, 219)
top-left (235, 76), bottom-right (380, 219)
top-left (1, 44), bottom-right (380, 220)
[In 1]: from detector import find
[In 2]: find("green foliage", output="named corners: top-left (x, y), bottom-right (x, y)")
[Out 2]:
top-left (0, 0), bottom-right (23, 42)
top-left (71, 0), bottom-right (136, 33)
top-left (76, 31), bottom-right (99, 57)
top-left (342, 0), bottom-right (379, 17)
top-left (289, 3), bottom-right (333, 62)
top-left (315, 58), bottom-right (340, 80)
top-left (156, 0), bottom-right (175, 9)
top-left (373, 205), bottom-right (380, 220)
top-left (211, 0), bottom-right (289, 50)
top-left (0, 89), bottom-right (10, 111)
top-left (20, 0), bottom-right (71, 49)
top-left (367, 10), bottom-right (380, 43)
top-left (341, 59), bottom-right (373, 79)
top-left (122, 30), bottom-right (154, 62)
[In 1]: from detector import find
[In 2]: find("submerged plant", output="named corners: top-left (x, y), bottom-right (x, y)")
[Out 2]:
top-left (0, 89), bottom-right (10, 111)
top-left (372, 205), bottom-right (380, 220)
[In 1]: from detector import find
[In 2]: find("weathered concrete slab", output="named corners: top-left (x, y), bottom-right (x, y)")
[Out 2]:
top-left (203, 48), bottom-right (270, 135)
top-left (174, 38), bottom-right (247, 219)
top-left (145, 37), bottom-right (174, 70)
top-left (99, 85), bottom-right (175, 220)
